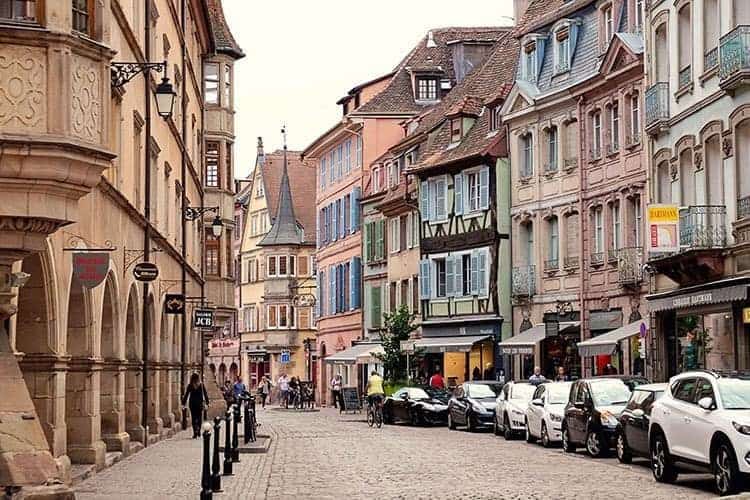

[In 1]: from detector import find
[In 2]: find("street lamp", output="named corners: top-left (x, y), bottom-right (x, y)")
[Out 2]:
top-left (155, 76), bottom-right (177, 119)
top-left (110, 60), bottom-right (176, 120)
top-left (210, 215), bottom-right (224, 238)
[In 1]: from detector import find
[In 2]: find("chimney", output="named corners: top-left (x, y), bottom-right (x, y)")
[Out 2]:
top-left (257, 136), bottom-right (265, 165)
top-left (513, 0), bottom-right (530, 24)
top-left (426, 30), bottom-right (437, 48)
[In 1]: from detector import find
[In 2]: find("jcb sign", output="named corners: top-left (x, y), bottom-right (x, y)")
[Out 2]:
top-left (193, 309), bottom-right (214, 329)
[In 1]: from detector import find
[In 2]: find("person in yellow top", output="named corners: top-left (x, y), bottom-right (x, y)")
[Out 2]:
top-left (365, 370), bottom-right (385, 408)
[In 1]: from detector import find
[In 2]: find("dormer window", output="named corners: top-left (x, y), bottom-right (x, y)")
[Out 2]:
top-left (555, 28), bottom-right (570, 73)
top-left (524, 42), bottom-right (537, 81)
top-left (416, 77), bottom-right (438, 101)
top-left (450, 118), bottom-right (462, 143)
top-left (603, 5), bottom-right (614, 42)
top-left (489, 105), bottom-right (502, 132)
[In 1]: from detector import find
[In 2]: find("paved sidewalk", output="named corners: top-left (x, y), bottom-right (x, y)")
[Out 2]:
top-left (75, 406), bottom-right (716, 499)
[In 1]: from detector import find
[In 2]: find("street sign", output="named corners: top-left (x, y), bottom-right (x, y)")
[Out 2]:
top-left (133, 262), bottom-right (159, 282)
top-left (193, 309), bottom-right (214, 329)
top-left (280, 350), bottom-right (291, 364)
top-left (72, 252), bottom-right (109, 288)
top-left (164, 294), bottom-right (185, 315)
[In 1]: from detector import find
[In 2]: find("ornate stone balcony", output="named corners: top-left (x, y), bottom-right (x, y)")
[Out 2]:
top-left (617, 247), bottom-right (643, 286)
top-left (511, 265), bottom-right (535, 298)
top-left (720, 25), bottom-right (750, 91)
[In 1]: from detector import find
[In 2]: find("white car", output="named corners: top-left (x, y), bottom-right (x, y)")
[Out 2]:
top-left (525, 381), bottom-right (572, 447)
top-left (649, 370), bottom-right (750, 496)
top-left (494, 381), bottom-right (537, 440)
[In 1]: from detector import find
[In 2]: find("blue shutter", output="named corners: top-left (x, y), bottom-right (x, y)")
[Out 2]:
top-left (478, 248), bottom-right (488, 296)
top-left (535, 39), bottom-right (546, 81)
top-left (470, 250), bottom-right (479, 295)
top-left (316, 210), bottom-right (321, 248)
top-left (350, 256), bottom-right (361, 309)
top-left (420, 180), bottom-right (430, 221)
top-left (329, 266), bottom-right (335, 314)
top-left (454, 173), bottom-right (463, 216)
top-left (339, 264), bottom-right (345, 312)
top-left (569, 23), bottom-right (580, 64)
top-left (329, 151), bottom-right (335, 183)
top-left (316, 272), bottom-right (321, 317)
top-left (446, 254), bottom-right (455, 297)
top-left (332, 202), bottom-right (338, 241)
top-left (479, 166), bottom-right (490, 210)
top-left (339, 198), bottom-right (346, 238)
top-left (419, 259), bottom-right (431, 299)
top-left (319, 270), bottom-right (325, 316)
top-left (351, 187), bottom-right (361, 233)
top-left (454, 254), bottom-right (464, 297)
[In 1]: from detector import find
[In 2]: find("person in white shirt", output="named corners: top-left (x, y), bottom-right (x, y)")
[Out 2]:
top-left (330, 374), bottom-right (343, 410)
top-left (278, 373), bottom-right (290, 408)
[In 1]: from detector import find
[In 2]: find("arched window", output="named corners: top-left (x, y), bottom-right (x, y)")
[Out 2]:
top-left (705, 135), bottom-right (724, 206)
top-left (737, 120), bottom-right (750, 215)
top-left (656, 161), bottom-right (672, 203)
top-left (520, 133), bottom-right (534, 178)
top-left (679, 149), bottom-right (695, 206)
top-left (654, 23), bottom-right (669, 83)
top-left (546, 216), bottom-right (559, 270)
top-left (678, 4), bottom-right (692, 88)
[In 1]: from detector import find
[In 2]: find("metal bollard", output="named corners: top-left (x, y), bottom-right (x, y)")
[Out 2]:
top-left (231, 404), bottom-right (240, 462)
top-left (200, 422), bottom-right (213, 500)
top-left (222, 410), bottom-right (233, 476)
top-left (211, 417), bottom-right (222, 492)
top-left (243, 399), bottom-right (251, 445)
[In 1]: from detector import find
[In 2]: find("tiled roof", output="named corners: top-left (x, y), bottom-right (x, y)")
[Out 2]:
top-left (400, 33), bottom-right (519, 173)
top-left (260, 150), bottom-right (316, 245)
top-left (354, 27), bottom-right (508, 115)
top-left (259, 148), bottom-right (302, 246)
top-left (206, 0), bottom-right (245, 59)
top-left (447, 95), bottom-right (485, 117)
top-left (513, 0), bottom-right (594, 37)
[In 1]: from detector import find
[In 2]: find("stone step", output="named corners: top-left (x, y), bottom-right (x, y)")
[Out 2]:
top-left (70, 464), bottom-right (96, 486)
top-left (104, 451), bottom-right (123, 468)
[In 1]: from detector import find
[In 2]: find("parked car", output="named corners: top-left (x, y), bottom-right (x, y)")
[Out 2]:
top-left (596, 374), bottom-right (650, 391)
top-left (447, 381), bottom-right (504, 432)
top-left (562, 376), bottom-right (635, 457)
top-left (615, 383), bottom-right (667, 463)
top-left (649, 370), bottom-right (750, 496)
top-left (383, 386), bottom-right (449, 426)
top-left (525, 381), bottom-right (572, 447)
top-left (494, 381), bottom-right (536, 440)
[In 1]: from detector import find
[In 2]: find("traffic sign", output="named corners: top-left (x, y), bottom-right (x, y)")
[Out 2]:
top-left (193, 309), bottom-right (214, 329)
top-left (280, 350), bottom-right (291, 364)
top-left (133, 262), bottom-right (159, 282)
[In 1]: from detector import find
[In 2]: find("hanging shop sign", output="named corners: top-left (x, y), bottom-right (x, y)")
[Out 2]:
top-left (647, 204), bottom-right (680, 253)
top-left (133, 262), bottom-right (159, 282)
top-left (193, 309), bottom-right (214, 329)
top-left (164, 294), bottom-right (185, 315)
top-left (280, 350), bottom-right (291, 364)
top-left (72, 252), bottom-right (109, 288)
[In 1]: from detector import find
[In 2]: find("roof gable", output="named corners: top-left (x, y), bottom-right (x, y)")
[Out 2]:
top-left (599, 32), bottom-right (644, 76)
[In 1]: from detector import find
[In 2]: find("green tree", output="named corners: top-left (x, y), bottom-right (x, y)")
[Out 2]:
top-left (376, 304), bottom-right (417, 382)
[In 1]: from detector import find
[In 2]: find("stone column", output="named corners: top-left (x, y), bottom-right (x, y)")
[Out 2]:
top-left (64, 359), bottom-right (106, 468)
top-left (100, 360), bottom-right (129, 454)
top-left (124, 362), bottom-right (145, 445)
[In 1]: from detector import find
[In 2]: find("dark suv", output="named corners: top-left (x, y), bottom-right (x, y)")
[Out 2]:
top-left (615, 383), bottom-right (666, 463)
top-left (562, 377), bottom-right (641, 457)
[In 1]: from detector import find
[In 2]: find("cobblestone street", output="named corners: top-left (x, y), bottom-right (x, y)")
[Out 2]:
top-left (74, 406), bottom-right (720, 499)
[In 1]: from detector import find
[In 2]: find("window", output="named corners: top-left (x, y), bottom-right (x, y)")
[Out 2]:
top-left (206, 237), bottom-right (219, 275)
top-left (521, 133), bottom-right (533, 177)
top-left (547, 127), bottom-right (558, 172)
top-left (389, 282), bottom-right (397, 312)
top-left (256, 178), bottom-right (264, 198)
top-left (592, 112), bottom-right (602, 158)
top-left (555, 28), bottom-right (570, 73)
top-left (634, 0), bottom-right (644, 32)
top-left (416, 77), bottom-right (438, 100)
top-left (389, 218), bottom-right (399, 254)
top-left (226, 232), bottom-right (233, 277)
top-left (461, 254), bottom-right (472, 295)
top-left (673, 378), bottom-right (697, 403)
top-left (566, 213), bottom-right (579, 263)
top-left (610, 103), bottom-right (619, 152)
top-left (399, 215), bottom-right (407, 252)
top-left (612, 202), bottom-right (621, 251)
top-left (356, 136), bottom-right (362, 167)
top-left (522, 222), bottom-right (534, 265)
top-left (1, 0), bottom-right (37, 22)
top-left (320, 158), bottom-right (327, 188)
top-left (548, 216), bottom-right (559, 267)
top-left (205, 63), bottom-right (219, 105)
top-left (401, 279), bottom-right (409, 307)
top-left (267, 305), bottom-right (277, 328)
top-left (630, 93), bottom-right (640, 139)
top-left (633, 196), bottom-right (642, 246)
top-left (72, 0), bottom-right (92, 35)
top-left (205, 142), bottom-right (219, 187)
top-left (704, 0), bottom-right (719, 69)
top-left (656, 161), bottom-right (672, 203)
top-left (243, 305), bottom-right (256, 332)
top-left (603, 5), bottom-right (613, 42)
top-left (435, 258), bottom-right (447, 297)
top-left (489, 105), bottom-right (502, 132)
top-left (344, 139), bottom-right (351, 174)
top-left (336, 144), bottom-right (343, 178)
top-left (450, 119), bottom-right (462, 143)
top-left (593, 207), bottom-right (604, 254)
top-left (278, 305), bottom-right (288, 328)
top-left (678, 5), bottom-right (692, 86)
top-left (524, 43), bottom-right (537, 81)
top-left (277, 255), bottom-right (287, 276)
top-left (224, 64), bottom-right (232, 107)
top-left (412, 276), bottom-right (419, 313)
top-left (251, 215), bottom-right (258, 236)
top-left (225, 144), bottom-right (233, 189)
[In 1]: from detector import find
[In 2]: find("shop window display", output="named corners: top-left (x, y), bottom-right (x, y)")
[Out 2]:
top-left (675, 313), bottom-right (734, 373)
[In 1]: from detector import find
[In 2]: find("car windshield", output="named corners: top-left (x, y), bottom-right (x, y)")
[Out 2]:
top-left (718, 378), bottom-right (750, 410)
top-left (511, 384), bottom-right (536, 400)
top-left (546, 383), bottom-right (572, 404)
top-left (467, 384), bottom-right (499, 399)
top-left (409, 388), bottom-right (430, 400)
top-left (424, 387), bottom-right (449, 401)
top-left (590, 380), bottom-right (632, 407)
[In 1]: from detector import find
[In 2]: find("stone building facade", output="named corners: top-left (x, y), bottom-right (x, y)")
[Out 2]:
top-left (0, 0), bottom-right (240, 494)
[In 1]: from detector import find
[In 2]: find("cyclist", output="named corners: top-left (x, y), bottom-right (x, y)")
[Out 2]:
top-left (365, 370), bottom-right (385, 412)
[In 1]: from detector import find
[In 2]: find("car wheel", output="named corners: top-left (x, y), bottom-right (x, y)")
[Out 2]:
top-left (447, 412), bottom-right (456, 430)
top-left (410, 410), bottom-right (420, 427)
top-left (713, 441), bottom-right (741, 496)
top-left (383, 409), bottom-right (394, 425)
top-left (586, 430), bottom-right (606, 458)
top-left (651, 432), bottom-right (678, 484)
top-left (562, 424), bottom-right (576, 453)
top-left (503, 414), bottom-right (514, 441)
top-left (616, 431), bottom-right (632, 464)
top-left (466, 413), bottom-right (475, 432)
top-left (541, 422), bottom-right (551, 448)
top-left (525, 420), bottom-right (537, 443)
top-left (493, 417), bottom-right (501, 436)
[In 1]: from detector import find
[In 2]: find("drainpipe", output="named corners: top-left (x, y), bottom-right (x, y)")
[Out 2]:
top-left (180, 0), bottom-right (187, 429)
top-left (141, 0), bottom-right (152, 446)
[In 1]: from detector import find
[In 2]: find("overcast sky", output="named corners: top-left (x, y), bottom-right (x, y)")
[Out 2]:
top-left (223, 0), bottom-right (515, 179)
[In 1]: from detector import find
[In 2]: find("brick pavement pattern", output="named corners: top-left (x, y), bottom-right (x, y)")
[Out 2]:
top-left (75, 407), bottom-right (717, 499)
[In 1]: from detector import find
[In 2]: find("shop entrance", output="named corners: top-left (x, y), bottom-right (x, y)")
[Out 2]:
top-left (665, 309), bottom-right (735, 377)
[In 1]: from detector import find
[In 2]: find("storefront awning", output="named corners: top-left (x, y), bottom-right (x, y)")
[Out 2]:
top-left (325, 343), bottom-right (382, 365)
top-left (413, 335), bottom-right (491, 353)
top-left (499, 325), bottom-right (545, 355)
top-left (646, 277), bottom-right (750, 312)
top-left (576, 320), bottom-right (646, 357)
top-left (356, 344), bottom-right (385, 364)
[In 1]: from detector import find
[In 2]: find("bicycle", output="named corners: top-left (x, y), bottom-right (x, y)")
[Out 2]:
top-left (366, 394), bottom-right (384, 428)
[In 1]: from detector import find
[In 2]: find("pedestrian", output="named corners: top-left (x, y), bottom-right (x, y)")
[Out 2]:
top-left (555, 366), bottom-right (568, 382)
top-left (529, 366), bottom-right (546, 386)
top-left (233, 376), bottom-right (247, 401)
top-left (181, 372), bottom-right (209, 439)
top-left (604, 363), bottom-right (618, 375)
top-left (483, 363), bottom-right (493, 381)
top-left (428, 368), bottom-right (445, 390)
top-left (222, 380), bottom-right (234, 409)
top-left (277, 373), bottom-right (289, 408)
top-left (472, 366), bottom-right (481, 380)
top-left (289, 376), bottom-right (300, 407)
top-left (330, 374), bottom-right (342, 409)
top-left (257, 375), bottom-right (271, 408)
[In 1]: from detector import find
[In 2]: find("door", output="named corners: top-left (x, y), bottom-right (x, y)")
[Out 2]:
top-left (527, 385), bottom-right (545, 437)
top-left (664, 378), bottom-right (698, 458)
top-left (623, 390), bottom-right (650, 455)
top-left (567, 382), bottom-right (588, 443)
top-left (451, 385), bottom-right (468, 424)
top-left (680, 377), bottom-right (717, 463)
top-left (390, 389), bottom-right (408, 421)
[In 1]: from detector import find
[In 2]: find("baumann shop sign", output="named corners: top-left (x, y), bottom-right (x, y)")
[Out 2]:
top-left (648, 284), bottom-right (748, 312)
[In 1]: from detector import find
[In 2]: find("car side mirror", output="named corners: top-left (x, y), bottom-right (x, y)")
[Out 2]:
top-left (531, 398), bottom-right (543, 407)
top-left (631, 408), bottom-right (645, 418)
top-left (697, 397), bottom-right (714, 411)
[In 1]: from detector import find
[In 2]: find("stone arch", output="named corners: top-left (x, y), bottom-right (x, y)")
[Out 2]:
top-left (99, 272), bottom-right (127, 452)
top-left (209, 363), bottom-right (216, 381)
top-left (123, 283), bottom-right (144, 444)
top-left (229, 362), bottom-right (238, 381)
top-left (100, 273), bottom-right (120, 361)
top-left (218, 363), bottom-right (227, 384)
top-left (124, 284), bottom-right (141, 361)
top-left (144, 294), bottom-right (161, 435)
top-left (159, 307), bottom-right (173, 427)
top-left (65, 274), bottom-right (94, 358)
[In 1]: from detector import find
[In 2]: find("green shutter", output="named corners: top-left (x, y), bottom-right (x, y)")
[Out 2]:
top-left (371, 286), bottom-right (381, 328)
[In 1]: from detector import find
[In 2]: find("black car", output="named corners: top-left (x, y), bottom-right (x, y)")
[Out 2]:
top-left (562, 377), bottom-right (636, 457)
top-left (595, 374), bottom-right (650, 391)
top-left (615, 383), bottom-right (666, 464)
top-left (383, 386), bottom-right (450, 426)
top-left (447, 381), bottom-right (504, 432)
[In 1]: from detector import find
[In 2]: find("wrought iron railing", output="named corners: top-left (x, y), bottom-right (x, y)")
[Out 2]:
top-left (590, 252), bottom-right (604, 266)
top-left (564, 256), bottom-right (579, 269)
top-left (645, 82), bottom-right (669, 127)
top-left (589, 146), bottom-right (602, 161)
top-left (738, 196), bottom-right (750, 219)
top-left (608, 248), bottom-right (619, 263)
top-left (704, 46), bottom-right (719, 72)
top-left (678, 65), bottom-right (692, 89)
top-left (679, 205), bottom-right (727, 249)
top-left (617, 247), bottom-right (643, 285)
top-left (512, 265), bottom-right (536, 297)
top-left (720, 25), bottom-right (750, 81)
top-left (606, 142), bottom-right (619, 156)
top-left (544, 259), bottom-right (559, 272)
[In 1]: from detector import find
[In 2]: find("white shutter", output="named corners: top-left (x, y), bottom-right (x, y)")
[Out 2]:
top-left (406, 213), bottom-right (413, 249)
top-left (479, 166), bottom-right (490, 210)
top-left (454, 254), bottom-right (464, 297)
top-left (446, 255), bottom-right (455, 297)
top-left (419, 259), bottom-right (431, 299)
top-left (470, 249), bottom-right (479, 295)
top-left (454, 174), bottom-right (463, 216)
top-left (420, 181), bottom-right (430, 221)
top-left (435, 178), bottom-right (447, 220)
top-left (478, 248), bottom-right (488, 296)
